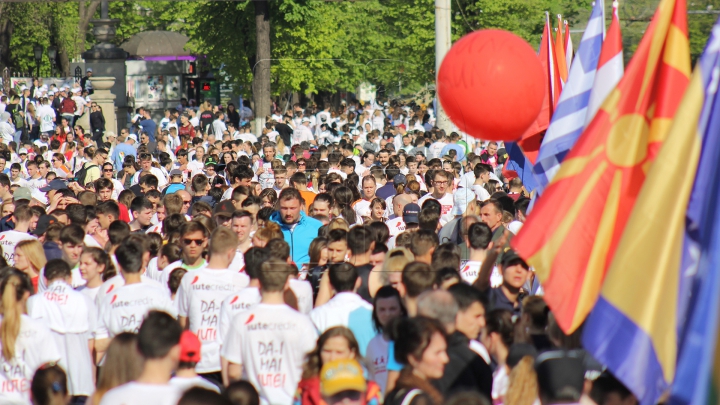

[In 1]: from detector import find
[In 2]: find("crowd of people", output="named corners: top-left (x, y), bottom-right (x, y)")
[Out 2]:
top-left (0, 87), bottom-right (637, 405)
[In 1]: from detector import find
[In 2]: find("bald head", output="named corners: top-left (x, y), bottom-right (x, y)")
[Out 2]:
top-left (394, 193), bottom-right (412, 217)
top-left (417, 289), bottom-right (458, 333)
top-left (176, 190), bottom-right (191, 214)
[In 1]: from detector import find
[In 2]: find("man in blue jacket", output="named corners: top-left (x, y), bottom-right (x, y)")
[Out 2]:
top-left (269, 188), bottom-right (322, 266)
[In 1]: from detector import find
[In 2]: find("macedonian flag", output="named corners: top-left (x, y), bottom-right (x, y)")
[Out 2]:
top-left (512, 0), bottom-right (690, 333)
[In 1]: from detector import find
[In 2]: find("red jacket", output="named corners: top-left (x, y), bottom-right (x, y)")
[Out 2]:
top-left (60, 98), bottom-right (76, 115)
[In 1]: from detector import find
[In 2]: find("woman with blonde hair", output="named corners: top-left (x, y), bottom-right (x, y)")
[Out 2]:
top-left (14, 239), bottom-right (47, 292)
top-left (88, 332), bottom-right (144, 405)
top-left (369, 247), bottom-right (413, 298)
top-left (0, 269), bottom-right (60, 405)
top-left (326, 217), bottom-right (349, 232)
top-left (505, 356), bottom-right (539, 405)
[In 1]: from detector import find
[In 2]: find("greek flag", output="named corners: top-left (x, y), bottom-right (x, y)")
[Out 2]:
top-left (531, 0), bottom-right (605, 194)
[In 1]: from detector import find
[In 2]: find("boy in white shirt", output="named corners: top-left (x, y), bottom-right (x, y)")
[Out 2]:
top-left (95, 239), bottom-right (176, 356)
top-left (177, 227), bottom-right (249, 385)
top-left (221, 259), bottom-right (318, 404)
top-left (460, 222), bottom-right (501, 287)
top-left (310, 262), bottom-right (374, 356)
top-left (27, 259), bottom-right (96, 400)
top-left (99, 311), bottom-right (184, 405)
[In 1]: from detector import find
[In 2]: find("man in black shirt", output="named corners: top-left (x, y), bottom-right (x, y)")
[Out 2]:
top-left (273, 116), bottom-right (294, 147)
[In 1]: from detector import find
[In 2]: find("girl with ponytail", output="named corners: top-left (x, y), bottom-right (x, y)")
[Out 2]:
top-left (332, 186), bottom-right (358, 226)
top-left (0, 269), bottom-right (60, 404)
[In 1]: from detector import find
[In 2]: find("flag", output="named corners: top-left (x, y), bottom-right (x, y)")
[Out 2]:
top-left (587, 0), bottom-right (625, 123)
top-left (584, 13), bottom-right (718, 405)
top-left (504, 142), bottom-right (539, 192)
top-left (565, 20), bottom-right (574, 68)
top-left (556, 15), bottom-right (569, 84)
top-left (667, 20), bottom-right (720, 405)
top-left (517, 13), bottom-right (561, 164)
top-left (511, 0), bottom-right (690, 333)
top-left (530, 0), bottom-right (604, 195)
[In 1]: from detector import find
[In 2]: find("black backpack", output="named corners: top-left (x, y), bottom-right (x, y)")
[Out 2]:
top-left (75, 164), bottom-right (97, 185)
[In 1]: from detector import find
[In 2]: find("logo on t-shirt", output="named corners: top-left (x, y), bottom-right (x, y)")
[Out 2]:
top-left (245, 314), bottom-right (255, 325)
top-left (110, 295), bottom-right (117, 304)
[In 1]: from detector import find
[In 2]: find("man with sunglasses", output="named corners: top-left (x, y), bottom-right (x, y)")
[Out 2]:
top-left (161, 221), bottom-right (209, 290)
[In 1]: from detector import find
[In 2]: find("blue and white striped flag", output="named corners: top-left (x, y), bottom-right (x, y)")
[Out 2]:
top-left (531, 0), bottom-right (605, 194)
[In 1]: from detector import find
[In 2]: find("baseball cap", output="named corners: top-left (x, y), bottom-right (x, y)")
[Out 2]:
top-left (452, 188), bottom-right (475, 215)
top-left (363, 142), bottom-right (377, 153)
top-left (392, 174), bottom-right (406, 185)
top-left (86, 68), bottom-right (93, 72)
top-left (204, 157), bottom-right (218, 167)
top-left (31, 189), bottom-right (48, 205)
top-left (402, 203), bottom-right (420, 225)
top-left (501, 249), bottom-right (529, 269)
top-left (18, 148), bottom-right (28, 155)
top-left (127, 134), bottom-right (138, 144)
top-left (170, 169), bottom-right (183, 177)
top-left (32, 215), bottom-right (58, 236)
top-left (13, 187), bottom-right (31, 201)
top-left (535, 351), bottom-right (585, 403)
top-left (320, 359), bottom-right (367, 397)
top-left (301, 117), bottom-right (311, 123)
top-left (179, 330), bottom-right (202, 363)
top-left (39, 179), bottom-right (69, 192)
top-left (213, 200), bottom-right (235, 218)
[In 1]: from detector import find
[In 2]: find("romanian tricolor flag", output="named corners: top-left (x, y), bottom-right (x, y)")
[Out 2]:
top-left (511, 0), bottom-right (690, 333)
top-left (584, 13), bottom-right (720, 405)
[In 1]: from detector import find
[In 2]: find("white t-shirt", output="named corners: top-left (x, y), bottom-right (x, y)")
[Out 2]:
top-left (428, 141), bottom-right (447, 159)
top-left (353, 199), bottom-right (372, 219)
top-left (471, 185), bottom-right (491, 202)
top-left (0, 230), bottom-right (36, 266)
top-left (95, 282), bottom-right (176, 339)
top-left (99, 382), bottom-right (184, 405)
top-left (161, 259), bottom-right (208, 295)
top-left (221, 303), bottom-right (318, 405)
top-left (27, 281), bottom-right (96, 396)
top-left (37, 104), bottom-right (56, 133)
top-left (176, 268), bottom-right (249, 373)
top-left (37, 265), bottom-right (85, 293)
top-left (169, 376), bottom-right (220, 393)
top-left (385, 217), bottom-right (406, 237)
top-left (94, 273), bottom-right (166, 308)
top-left (418, 192), bottom-right (455, 226)
top-left (77, 285), bottom-right (101, 303)
top-left (292, 126), bottom-right (313, 145)
top-left (218, 287), bottom-right (261, 348)
top-left (460, 260), bottom-right (502, 287)
top-left (309, 292), bottom-right (374, 355)
top-left (0, 315), bottom-right (60, 405)
top-left (228, 251), bottom-right (246, 273)
top-left (366, 334), bottom-right (390, 395)
top-left (288, 279), bottom-right (313, 315)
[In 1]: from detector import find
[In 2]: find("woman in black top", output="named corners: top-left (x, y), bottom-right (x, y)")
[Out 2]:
top-left (385, 317), bottom-right (448, 405)
top-left (89, 103), bottom-right (106, 144)
top-left (226, 103), bottom-right (241, 128)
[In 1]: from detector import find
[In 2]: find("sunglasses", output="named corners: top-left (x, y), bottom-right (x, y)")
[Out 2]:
top-left (103, 169), bottom-right (113, 172)
top-left (182, 200), bottom-right (191, 205)
top-left (183, 238), bottom-right (204, 246)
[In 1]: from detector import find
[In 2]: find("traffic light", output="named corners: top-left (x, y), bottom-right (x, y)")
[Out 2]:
top-left (201, 82), bottom-right (211, 91)
top-left (187, 62), bottom-right (196, 75)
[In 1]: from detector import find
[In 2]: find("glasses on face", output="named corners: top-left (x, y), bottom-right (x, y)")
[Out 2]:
top-left (51, 159), bottom-right (57, 163)
top-left (103, 168), bottom-right (113, 172)
top-left (182, 200), bottom-right (191, 205)
top-left (298, 162), bottom-right (306, 166)
top-left (434, 180), bottom-right (448, 185)
top-left (183, 238), bottom-right (204, 246)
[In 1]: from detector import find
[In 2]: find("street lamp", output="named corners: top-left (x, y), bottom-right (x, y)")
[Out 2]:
top-left (33, 45), bottom-right (43, 78)
top-left (47, 46), bottom-right (57, 76)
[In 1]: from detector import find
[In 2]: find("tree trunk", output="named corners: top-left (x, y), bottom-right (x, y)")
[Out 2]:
top-left (253, 0), bottom-right (271, 119)
top-left (77, 0), bottom-right (102, 57)
top-left (0, 4), bottom-right (14, 71)
top-left (58, 41), bottom-right (71, 77)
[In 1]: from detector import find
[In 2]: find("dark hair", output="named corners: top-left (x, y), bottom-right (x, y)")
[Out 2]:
top-left (392, 316), bottom-right (446, 366)
top-left (130, 196), bottom-right (153, 214)
top-left (402, 261), bottom-right (435, 298)
top-left (139, 174), bottom-right (159, 189)
top-left (367, 221), bottom-right (389, 244)
top-left (431, 249), bottom-right (460, 272)
top-left (486, 309), bottom-right (515, 348)
top-left (328, 262), bottom-right (357, 293)
top-left (163, 213), bottom-right (187, 236)
top-left (372, 286), bottom-right (406, 333)
top-left (418, 208), bottom-right (440, 232)
top-left (65, 204), bottom-right (87, 226)
top-left (301, 326), bottom-right (360, 380)
top-left (468, 222), bottom-right (493, 250)
top-left (44, 259), bottom-right (71, 282)
top-left (244, 247), bottom-right (269, 280)
top-left (448, 283), bottom-right (487, 311)
top-left (96, 200), bottom-right (120, 219)
top-left (224, 381), bottom-right (260, 405)
top-left (333, 186), bottom-right (356, 225)
top-left (179, 387), bottom-right (232, 405)
top-left (31, 364), bottom-right (68, 405)
top-left (108, 220), bottom-right (131, 245)
top-left (115, 239), bottom-right (145, 273)
top-left (265, 238), bottom-right (290, 262)
top-left (137, 311), bottom-right (182, 359)
top-left (347, 225), bottom-right (373, 255)
top-left (409, 230), bottom-right (439, 257)
top-left (59, 223), bottom-right (85, 245)
top-left (168, 268), bottom-right (187, 295)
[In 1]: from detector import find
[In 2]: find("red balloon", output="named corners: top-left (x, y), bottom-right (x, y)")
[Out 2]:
top-left (438, 29), bottom-right (545, 142)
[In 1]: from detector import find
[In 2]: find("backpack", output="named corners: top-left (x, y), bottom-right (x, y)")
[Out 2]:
top-left (11, 108), bottom-right (24, 129)
top-left (75, 164), bottom-right (97, 185)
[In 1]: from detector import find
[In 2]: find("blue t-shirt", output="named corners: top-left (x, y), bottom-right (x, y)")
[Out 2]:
top-left (387, 341), bottom-right (402, 371)
top-left (111, 143), bottom-right (137, 171)
top-left (139, 119), bottom-right (157, 142)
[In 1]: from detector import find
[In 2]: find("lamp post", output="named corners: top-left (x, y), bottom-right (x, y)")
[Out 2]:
top-left (47, 46), bottom-right (57, 77)
top-left (33, 45), bottom-right (43, 78)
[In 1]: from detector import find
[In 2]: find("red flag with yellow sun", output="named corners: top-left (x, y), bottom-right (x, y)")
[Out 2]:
top-left (512, 0), bottom-right (690, 333)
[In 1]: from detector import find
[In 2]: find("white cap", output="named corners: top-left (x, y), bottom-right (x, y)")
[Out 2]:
top-left (301, 117), bottom-right (311, 123)
top-left (48, 91), bottom-right (55, 96)
top-left (85, 97), bottom-right (92, 102)
top-left (72, 87), bottom-right (81, 94)
top-left (128, 134), bottom-right (138, 143)
top-left (31, 188), bottom-right (48, 205)
top-left (86, 68), bottom-right (93, 72)
top-left (507, 221), bottom-right (523, 235)
top-left (19, 85), bottom-right (27, 91)
top-left (40, 85), bottom-right (48, 90)
top-left (452, 187), bottom-right (475, 215)
top-left (18, 148), bottom-right (28, 154)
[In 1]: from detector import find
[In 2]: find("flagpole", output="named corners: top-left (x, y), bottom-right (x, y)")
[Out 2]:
top-left (435, 0), bottom-right (453, 133)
